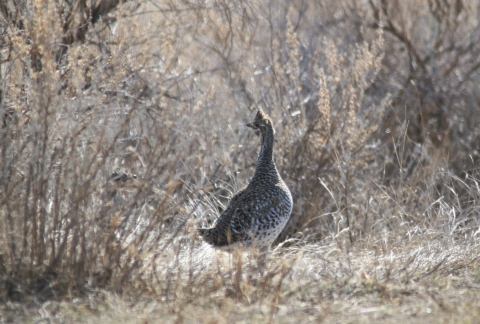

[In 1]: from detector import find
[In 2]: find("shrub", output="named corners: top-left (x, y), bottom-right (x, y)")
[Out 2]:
top-left (0, 0), bottom-right (479, 303)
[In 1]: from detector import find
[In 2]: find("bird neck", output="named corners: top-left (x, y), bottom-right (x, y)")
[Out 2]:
top-left (252, 125), bottom-right (277, 180)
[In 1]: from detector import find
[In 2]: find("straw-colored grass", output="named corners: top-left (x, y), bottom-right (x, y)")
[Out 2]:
top-left (1, 0), bottom-right (480, 323)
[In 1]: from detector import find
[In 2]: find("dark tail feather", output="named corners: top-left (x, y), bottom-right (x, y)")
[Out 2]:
top-left (198, 227), bottom-right (235, 247)
top-left (197, 228), bottom-right (215, 245)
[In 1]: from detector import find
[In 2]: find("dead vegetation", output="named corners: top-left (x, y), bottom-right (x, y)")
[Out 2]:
top-left (1, 0), bottom-right (480, 323)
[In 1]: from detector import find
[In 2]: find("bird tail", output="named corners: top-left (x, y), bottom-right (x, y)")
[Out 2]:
top-left (197, 228), bottom-right (214, 244)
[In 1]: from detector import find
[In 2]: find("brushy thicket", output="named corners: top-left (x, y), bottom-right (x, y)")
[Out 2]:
top-left (1, 0), bottom-right (480, 316)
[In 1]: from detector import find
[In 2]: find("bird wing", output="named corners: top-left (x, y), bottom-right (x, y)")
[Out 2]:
top-left (199, 188), bottom-right (253, 246)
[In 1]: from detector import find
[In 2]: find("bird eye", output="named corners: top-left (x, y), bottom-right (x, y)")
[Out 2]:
top-left (254, 122), bottom-right (260, 127)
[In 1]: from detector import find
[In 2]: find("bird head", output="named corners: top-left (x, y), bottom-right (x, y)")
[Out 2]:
top-left (246, 109), bottom-right (274, 135)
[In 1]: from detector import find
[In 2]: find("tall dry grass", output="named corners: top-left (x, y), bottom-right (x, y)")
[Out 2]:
top-left (1, 0), bottom-right (480, 322)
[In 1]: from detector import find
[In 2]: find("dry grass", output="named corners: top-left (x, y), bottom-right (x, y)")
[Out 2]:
top-left (2, 238), bottom-right (480, 323)
top-left (1, 0), bottom-right (480, 323)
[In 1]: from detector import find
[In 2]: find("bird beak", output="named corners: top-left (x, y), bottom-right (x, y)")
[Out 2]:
top-left (246, 123), bottom-right (254, 128)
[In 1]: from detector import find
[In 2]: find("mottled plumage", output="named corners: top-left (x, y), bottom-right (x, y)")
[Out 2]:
top-left (198, 110), bottom-right (293, 249)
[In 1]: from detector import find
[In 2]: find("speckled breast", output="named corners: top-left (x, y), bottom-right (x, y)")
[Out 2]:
top-left (247, 185), bottom-right (293, 247)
